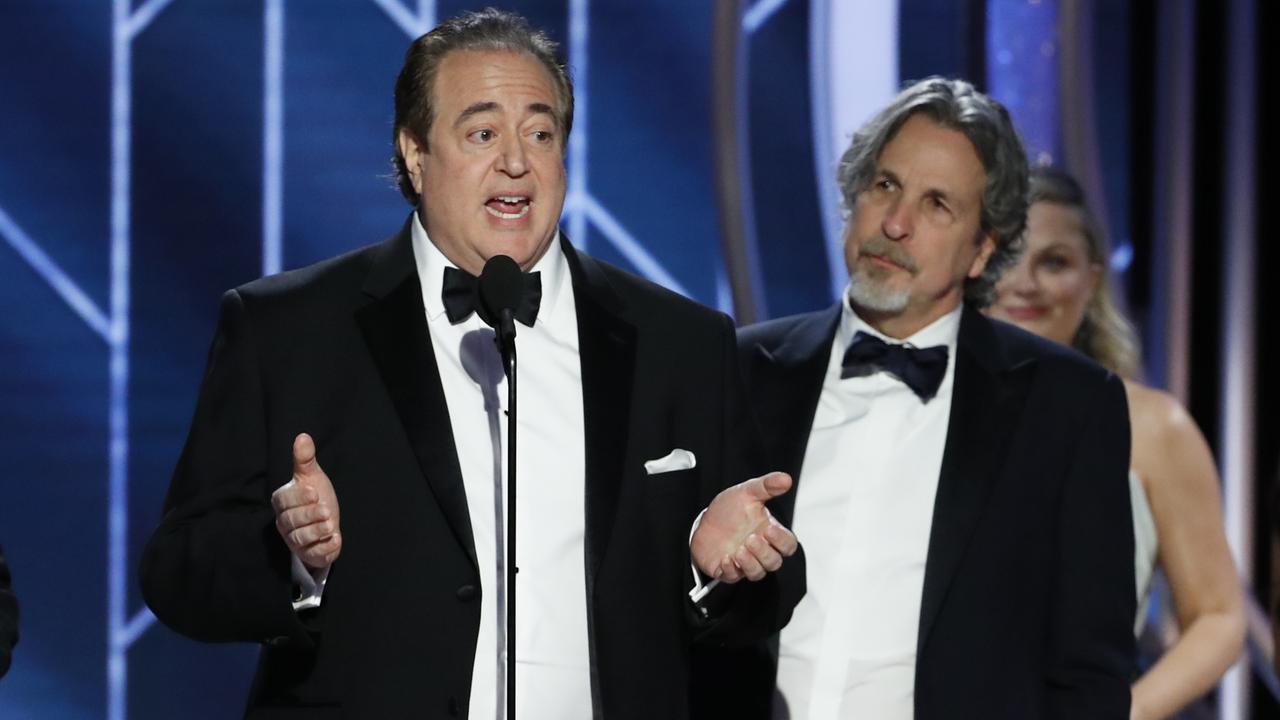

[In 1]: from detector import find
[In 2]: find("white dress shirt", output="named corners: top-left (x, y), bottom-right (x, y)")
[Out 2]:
top-left (774, 294), bottom-right (961, 720)
top-left (413, 216), bottom-right (592, 720)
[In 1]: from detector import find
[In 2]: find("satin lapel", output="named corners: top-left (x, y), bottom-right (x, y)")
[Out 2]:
top-left (354, 224), bottom-right (477, 570)
top-left (916, 306), bottom-right (1033, 652)
top-left (745, 305), bottom-right (840, 525)
top-left (563, 239), bottom-right (637, 588)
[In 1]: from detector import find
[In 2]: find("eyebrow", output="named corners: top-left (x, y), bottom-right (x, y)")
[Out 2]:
top-left (452, 101), bottom-right (558, 128)
top-left (454, 101), bottom-right (499, 127)
top-left (879, 167), bottom-right (961, 206)
top-left (924, 188), bottom-right (954, 206)
top-left (875, 168), bottom-right (901, 186)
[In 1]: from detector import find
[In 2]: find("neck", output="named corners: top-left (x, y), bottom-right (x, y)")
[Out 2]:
top-left (851, 297), bottom-right (962, 340)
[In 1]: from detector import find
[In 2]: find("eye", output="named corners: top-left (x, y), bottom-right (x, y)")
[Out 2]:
top-left (469, 128), bottom-right (495, 143)
top-left (1040, 254), bottom-right (1070, 271)
top-left (869, 177), bottom-right (896, 194)
top-left (924, 193), bottom-right (954, 219)
top-left (531, 129), bottom-right (554, 144)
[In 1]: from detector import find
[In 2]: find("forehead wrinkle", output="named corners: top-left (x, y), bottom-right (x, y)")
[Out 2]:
top-left (450, 100), bottom-right (558, 130)
top-left (876, 163), bottom-right (964, 207)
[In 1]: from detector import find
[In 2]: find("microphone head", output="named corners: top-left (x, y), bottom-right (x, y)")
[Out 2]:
top-left (476, 254), bottom-right (524, 330)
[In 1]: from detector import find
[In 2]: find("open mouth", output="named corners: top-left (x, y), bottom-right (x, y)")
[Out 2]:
top-left (485, 195), bottom-right (532, 220)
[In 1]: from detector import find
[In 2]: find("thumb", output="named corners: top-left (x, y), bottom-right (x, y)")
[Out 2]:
top-left (746, 471), bottom-right (792, 501)
top-left (292, 433), bottom-right (322, 482)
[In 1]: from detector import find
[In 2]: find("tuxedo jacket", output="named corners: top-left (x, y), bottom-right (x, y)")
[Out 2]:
top-left (735, 303), bottom-right (1135, 719)
top-left (0, 545), bottom-right (15, 679)
top-left (139, 221), bottom-right (803, 719)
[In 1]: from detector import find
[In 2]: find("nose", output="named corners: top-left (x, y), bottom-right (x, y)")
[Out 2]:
top-left (999, 257), bottom-right (1038, 298)
top-left (496, 134), bottom-right (529, 177)
top-left (880, 197), bottom-right (911, 240)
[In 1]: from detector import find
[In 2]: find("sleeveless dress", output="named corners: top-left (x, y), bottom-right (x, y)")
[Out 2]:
top-left (1130, 469), bottom-right (1159, 635)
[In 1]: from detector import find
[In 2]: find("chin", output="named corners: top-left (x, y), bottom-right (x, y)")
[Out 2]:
top-left (505, 237), bottom-right (556, 269)
top-left (1019, 318), bottom-right (1075, 347)
top-left (848, 280), bottom-right (910, 314)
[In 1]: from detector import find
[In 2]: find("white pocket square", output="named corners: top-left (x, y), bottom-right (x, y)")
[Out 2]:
top-left (644, 448), bottom-right (697, 475)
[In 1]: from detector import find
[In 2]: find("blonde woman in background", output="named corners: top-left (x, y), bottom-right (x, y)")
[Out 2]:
top-left (987, 166), bottom-right (1245, 720)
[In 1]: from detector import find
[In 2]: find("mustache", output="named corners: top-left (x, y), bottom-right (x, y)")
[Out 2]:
top-left (858, 236), bottom-right (918, 273)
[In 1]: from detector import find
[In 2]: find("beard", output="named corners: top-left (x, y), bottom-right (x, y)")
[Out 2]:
top-left (847, 235), bottom-right (915, 313)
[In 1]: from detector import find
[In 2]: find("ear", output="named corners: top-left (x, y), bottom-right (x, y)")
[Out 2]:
top-left (397, 127), bottom-right (426, 196)
top-left (967, 229), bottom-right (998, 279)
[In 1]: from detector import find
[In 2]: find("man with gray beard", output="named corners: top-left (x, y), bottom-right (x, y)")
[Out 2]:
top-left (724, 78), bottom-right (1135, 718)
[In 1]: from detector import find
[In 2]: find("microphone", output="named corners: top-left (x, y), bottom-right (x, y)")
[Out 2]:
top-left (476, 254), bottom-right (523, 369)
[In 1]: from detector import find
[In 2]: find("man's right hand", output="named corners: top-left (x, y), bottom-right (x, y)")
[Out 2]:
top-left (271, 433), bottom-right (342, 570)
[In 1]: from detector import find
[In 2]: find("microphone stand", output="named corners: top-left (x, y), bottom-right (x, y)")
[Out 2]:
top-left (498, 309), bottom-right (517, 720)
top-left (477, 254), bottom-right (525, 720)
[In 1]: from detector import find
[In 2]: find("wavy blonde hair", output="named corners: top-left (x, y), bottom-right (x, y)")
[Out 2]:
top-left (1029, 166), bottom-right (1141, 378)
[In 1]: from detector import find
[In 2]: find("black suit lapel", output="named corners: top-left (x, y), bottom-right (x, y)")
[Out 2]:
top-left (917, 306), bottom-right (1034, 652)
top-left (745, 305), bottom-right (840, 525)
top-left (354, 222), bottom-right (477, 571)
top-left (562, 238), bottom-right (636, 587)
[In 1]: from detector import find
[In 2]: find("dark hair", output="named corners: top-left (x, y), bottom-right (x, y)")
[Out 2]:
top-left (391, 8), bottom-right (574, 204)
top-left (837, 77), bottom-right (1029, 307)
top-left (1029, 165), bottom-right (1140, 377)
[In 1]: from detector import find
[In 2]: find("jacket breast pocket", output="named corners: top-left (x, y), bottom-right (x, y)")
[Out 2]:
top-left (644, 466), bottom-right (700, 498)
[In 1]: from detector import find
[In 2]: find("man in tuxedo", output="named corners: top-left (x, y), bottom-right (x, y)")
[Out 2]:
top-left (140, 9), bottom-right (802, 718)
top-left (735, 78), bottom-right (1134, 718)
top-left (0, 545), bottom-right (16, 679)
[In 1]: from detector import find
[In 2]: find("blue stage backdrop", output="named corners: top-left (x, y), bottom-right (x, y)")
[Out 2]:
top-left (0, 1), bottom-right (1134, 718)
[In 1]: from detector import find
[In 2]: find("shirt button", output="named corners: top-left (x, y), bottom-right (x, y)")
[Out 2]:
top-left (456, 584), bottom-right (478, 601)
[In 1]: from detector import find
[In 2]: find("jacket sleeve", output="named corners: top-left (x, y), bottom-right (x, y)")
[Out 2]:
top-left (139, 289), bottom-right (314, 648)
top-left (0, 544), bottom-right (17, 678)
top-left (1045, 372), bottom-right (1136, 716)
top-left (688, 313), bottom-right (806, 646)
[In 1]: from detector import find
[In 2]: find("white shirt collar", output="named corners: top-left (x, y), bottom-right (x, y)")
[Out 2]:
top-left (410, 211), bottom-right (569, 331)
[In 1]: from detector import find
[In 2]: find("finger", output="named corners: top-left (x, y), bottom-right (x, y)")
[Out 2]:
top-left (733, 544), bottom-right (767, 582)
top-left (276, 512), bottom-right (336, 545)
top-left (743, 471), bottom-right (793, 502)
top-left (292, 433), bottom-right (321, 482)
top-left (745, 533), bottom-right (784, 573)
top-left (271, 479), bottom-right (318, 513)
top-left (321, 533), bottom-right (342, 566)
top-left (287, 520), bottom-right (337, 550)
top-left (301, 533), bottom-right (341, 568)
top-left (762, 520), bottom-right (799, 557)
top-left (277, 503), bottom-right (331, 532)
top-left (717, 556), bottom-right (743, 584)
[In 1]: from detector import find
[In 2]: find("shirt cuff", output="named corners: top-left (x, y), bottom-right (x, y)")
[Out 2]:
top-left (290, 553), bottom-right (330, 612)
top-left (687, 508), bottom-right (722, 606)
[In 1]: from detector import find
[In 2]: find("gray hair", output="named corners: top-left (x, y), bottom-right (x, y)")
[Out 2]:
top-left (837, 77), bottom-right (1029, 308)
top-left (391, 7), bottom-right (574, 204)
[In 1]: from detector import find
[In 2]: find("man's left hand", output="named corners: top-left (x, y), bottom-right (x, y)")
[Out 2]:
top-left (690, 472), bottom-right (797, 583)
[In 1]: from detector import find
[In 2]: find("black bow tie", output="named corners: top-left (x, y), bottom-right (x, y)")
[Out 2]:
top-left (841, 330), bottom-right (949, 401)
top-left (441, 266), bottom-right (542, 326)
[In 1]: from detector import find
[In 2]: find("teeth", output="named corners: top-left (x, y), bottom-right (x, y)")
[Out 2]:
top-left (485, 203), bottom-right (531, 220)
top-left (494, 195), bottom-right (528, 203)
